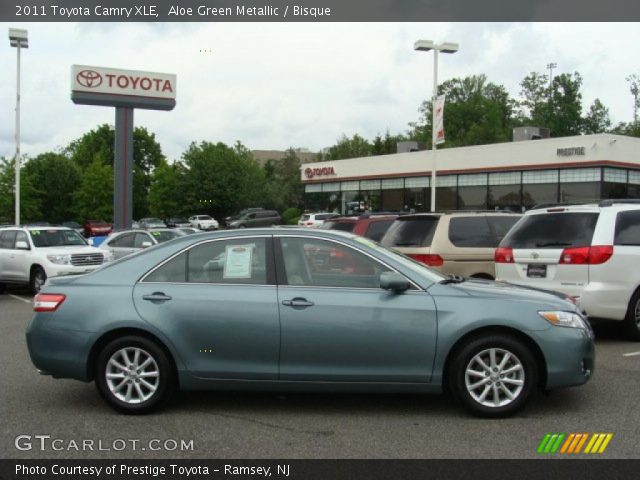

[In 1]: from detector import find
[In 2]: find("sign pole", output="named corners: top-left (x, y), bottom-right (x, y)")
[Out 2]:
top-left (114, 107), bottom-right (134, 230)
top-left (430, 49), bottom-right (438, 213)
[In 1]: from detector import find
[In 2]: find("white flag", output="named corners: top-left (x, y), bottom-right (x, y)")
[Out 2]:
top-left (432, 94), bottom-right (446, 145)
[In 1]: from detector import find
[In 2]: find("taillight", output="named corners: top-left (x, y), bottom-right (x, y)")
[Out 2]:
top-left (408, 253), bottom-right (444, 267)
top-left (559, 246), bottom-right (613, 265)
top-left (494, 247), bottom-right (514, 264)
top-left (34, 294), bottom-right (66, 312)
top-left (306, 222), bottom-right (313, 226)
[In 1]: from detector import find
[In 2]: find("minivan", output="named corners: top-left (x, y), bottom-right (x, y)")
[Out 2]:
top-left (227, 210), bottom-right (281, 228)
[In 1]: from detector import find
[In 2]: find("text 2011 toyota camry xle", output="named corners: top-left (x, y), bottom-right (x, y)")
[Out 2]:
top-left (26, 229), bottom-right (594, 417)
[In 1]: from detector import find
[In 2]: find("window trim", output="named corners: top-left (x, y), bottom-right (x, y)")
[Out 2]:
top-left (274, 234), bottom-right (422, 291)
top-left (139, 235), bottom-right (276, 286)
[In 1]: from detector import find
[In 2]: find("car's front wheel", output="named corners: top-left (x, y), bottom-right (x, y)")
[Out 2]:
top-left (449, 334), bottom-right (538, 418)
top-left (95, 336), bottom-right (175, 414)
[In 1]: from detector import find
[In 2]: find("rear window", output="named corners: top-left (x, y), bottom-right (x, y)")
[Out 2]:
top-left (380, 216), bottom-right (440, 248)
top-left (301, 215), bottom-right (310, 221)
top-left (615, 211), bottom-right (640, 246)
top-left (488, 216), bottom-right (520, 243)
top-left (315, 214), bottom-right (335, 220)
top-left (448, 217), bottom-right (495, 248)
top-left (364, 220), bottom-right (394, 242)
top-left (500, 212), bottom-right (599, 249)
top-left (324, 221), bottom-right (356, 233)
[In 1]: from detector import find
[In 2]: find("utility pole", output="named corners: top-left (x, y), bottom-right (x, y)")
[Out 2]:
top-left (546, 62), bottom-right (557, 90)
top-left (627, 74), bottom-right (639, 126)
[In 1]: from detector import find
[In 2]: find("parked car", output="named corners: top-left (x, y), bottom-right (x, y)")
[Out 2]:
top-left (495, 200), bottom-right (640, 339)
top-left (0, 226), bottom-right (112, 294)
top-left (381, 212), bottom-right (521, 279)
top-left (224, 208), bottom-right (264, 227)
top-left (60, 221), bottom-right (84, 236)
top-left (27, 228), bottom-right (593, 417)
top-left (189, 215), bottom-right (219, 231)
top-left (99, 228), bottom-right (186, 260)
top-left (165, 217), bottom-right (191, 228)
top-left (297, 213), bottom-right (340, 228)
top-left (138, 218), bottom-right (167, 229)
top-left (227, 210), bottom-right (281, 229)
top-left (83, 220), bottom-right (113, 238)
top-left (323, 213), bottom-right (401, 242)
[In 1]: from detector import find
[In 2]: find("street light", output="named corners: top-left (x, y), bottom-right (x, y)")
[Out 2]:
top-left (546, 62), bottom-right (557, 89)
top-left (9, 28), bottom-right (28, 226)
top-left (414, 39), bottom-right (458, 212)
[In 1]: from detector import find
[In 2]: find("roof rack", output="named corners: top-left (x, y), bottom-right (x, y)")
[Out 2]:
top-left (529, 202), bottom-right (598, 210)
top-left (443, 210), bottom-right (520, 214)
top-left (598, 199), bottom-right (640, 207)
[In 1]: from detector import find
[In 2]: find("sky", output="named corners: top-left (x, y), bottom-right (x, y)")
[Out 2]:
top-left (0, 22), bottom-right (639, 162)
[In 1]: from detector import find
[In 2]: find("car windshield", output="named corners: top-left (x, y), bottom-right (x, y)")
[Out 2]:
top-left (150, 230), bottom-right (183, 243)
top-left (29, 229), bottom-right (87, 247)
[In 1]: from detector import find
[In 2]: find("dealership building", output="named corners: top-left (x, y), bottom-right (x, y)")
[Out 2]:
top-left (301, 133), bottom-right (640, 214)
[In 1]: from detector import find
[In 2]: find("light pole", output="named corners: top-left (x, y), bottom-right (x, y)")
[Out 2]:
top-left (546, 62), bottom-right (557, 89)
top-left (9, 28), bottom-right (28, 226)
top-left (414, 40), bottom-right (458, 212)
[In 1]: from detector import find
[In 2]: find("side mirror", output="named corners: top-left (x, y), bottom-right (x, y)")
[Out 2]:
top-left (141, 241), bottom-right (153, 248)
top-left (380, 271), bottom-right (410, 292)
top-left (15, 240), bottom-right (30, 250)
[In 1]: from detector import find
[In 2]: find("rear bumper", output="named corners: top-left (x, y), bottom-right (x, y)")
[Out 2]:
top-left (530, 325), bottom-right (595, 389)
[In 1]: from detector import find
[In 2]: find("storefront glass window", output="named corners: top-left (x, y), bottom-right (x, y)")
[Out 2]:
top-left (522, 184), bottom-right (558, 208)
top-left (488, 185), bottom-right (521, 211)
top-left (381, 189), bottom-right (404, 211)
top-left (405, 188), bottom-right (428, 212)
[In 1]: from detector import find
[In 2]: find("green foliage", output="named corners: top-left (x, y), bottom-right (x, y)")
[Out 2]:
top-left (0, 157), bottom-right (41, 223)
top-left (22, 152), bottom-right (82, 223)
top-left (583, 99), bottom-right (612, 134)
top-left (148, 160), bottom-right (186, 218)
top-left (372, 131), bottom-right (408, 155)
top-left (262, 149), bottom-right (304, 211)
top-left (73, 158), bottom-right (114, 221)
top-left (324, 134), bottom-right (372, 160)
top-left (281, 207), bottom-right (302, 222)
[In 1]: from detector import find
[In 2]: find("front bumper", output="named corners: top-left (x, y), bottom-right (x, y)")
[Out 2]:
top-left (46, 263), bottom-right (102, 278)
top-left (530, 324), bottom-right (595, 389)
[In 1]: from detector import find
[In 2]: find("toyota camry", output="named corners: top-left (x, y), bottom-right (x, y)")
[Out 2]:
top-left (26, 229), bottom-right (594, 417)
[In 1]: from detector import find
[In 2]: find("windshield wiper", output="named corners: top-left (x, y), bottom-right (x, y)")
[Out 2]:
top-left (534, 242), bottom-right (572, 247)
top-left (440, 274), bottom-right (466, 284)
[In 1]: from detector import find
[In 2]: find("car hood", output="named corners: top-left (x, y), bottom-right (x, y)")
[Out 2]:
top-left (448, 279), bottom-right (576, 310)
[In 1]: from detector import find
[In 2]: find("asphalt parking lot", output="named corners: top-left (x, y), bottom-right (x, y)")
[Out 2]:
top-left (1, 290), bottom-right (639, 459)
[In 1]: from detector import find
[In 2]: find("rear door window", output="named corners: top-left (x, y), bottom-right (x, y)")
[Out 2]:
top-left (380, 216), bottom-right (440, 248)
top-left (615, 211), bottom-right (640, 246)
top-left (500, 212), bottom-right (599, 248)
top-left (110, 233), bottom-right (134, 248)
top-left (448, 217), bottom-right (495, 247)
top-left (364, 220), bottom-right (394, 242)
top-left (0, 230), bottom-right (17, 249)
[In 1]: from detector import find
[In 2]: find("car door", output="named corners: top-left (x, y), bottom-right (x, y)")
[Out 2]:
top-left (133, 235), bottom-right (280, 380)
top-left (107, 233), bottom-right (136, 260)
top-left (0, 230), bottom-right (18, 281)
top-left (5, 231), bottom-right (30, 282)
top-left (275, 236), bottom-right (438, 383)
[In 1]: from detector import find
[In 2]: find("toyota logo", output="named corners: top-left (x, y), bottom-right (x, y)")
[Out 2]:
top-left (305, 168), bottom-right (314, 179)
top-left (76, 70), bottom-right (103, 88)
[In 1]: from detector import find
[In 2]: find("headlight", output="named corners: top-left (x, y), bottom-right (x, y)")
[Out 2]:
top-left (538, 311), bottom-right (588, 329)
top-left (47, 254), bottom-right (71, 265)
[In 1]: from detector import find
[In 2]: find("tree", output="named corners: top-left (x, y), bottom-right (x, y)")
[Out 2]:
top-left (409, 75), bottom-right (515, 148)
top-left (73, 159), bottom-right (114, 221)
top-left (66, 124), bottom-right (166, 219)
top-left (147, 160), bottom-right (186, 218)
top-left (372, 131), bottom-right (408, 155)
top-left (262, 148), bottom-right (304, 211)
top-left (583, 99), bottom-right (611, 134)
top-left (179, 141), bottom-right (267, 219)
top-left (0, 157), bottom-right (41, 223)
top-left (22, 152), bottom-right (82, 223)
top-left (324, 134), bottom-right (372, 160)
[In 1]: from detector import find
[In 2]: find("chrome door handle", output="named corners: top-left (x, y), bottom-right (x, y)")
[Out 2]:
top-left (142, 292), bottom-right (172, 302)
top-left (282, 297), bottom-right (314, 308)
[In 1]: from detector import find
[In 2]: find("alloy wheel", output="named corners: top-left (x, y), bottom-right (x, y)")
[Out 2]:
top-left (465, 348), bottom-right (525, 408)
top-left (635, 298), bottom-right (640, 328)
top-left (33, 271), bottom-right (46, 293)
top-left (105, 347), bottom-right (160, 404)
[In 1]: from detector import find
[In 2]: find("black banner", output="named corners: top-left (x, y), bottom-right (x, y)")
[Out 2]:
top-left (2, 0), bottom-right (640, 22)
top-left (1, 459), bottom-right (639, 480)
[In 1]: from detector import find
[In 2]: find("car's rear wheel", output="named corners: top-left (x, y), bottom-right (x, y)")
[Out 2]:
top-left (623, 290), bottom-right (640, 341)
top-left (30, 267), bottom-right (46, 295)
top-left (95, 336), bottom-right (175, 414)
top-left (449, 334), bottom-right (537, 418)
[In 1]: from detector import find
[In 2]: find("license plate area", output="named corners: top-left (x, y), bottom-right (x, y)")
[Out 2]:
top-left (527, 264), bottom-right (547, 278)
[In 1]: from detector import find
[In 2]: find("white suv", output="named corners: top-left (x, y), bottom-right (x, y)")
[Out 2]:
top-left (0, 226), bottom-right (112, 294)
top-left (188, 215), bottom-right (219, 231)
top-left (495, 200), bottom-right (640, 339)
top-left (298, 212), bottom-right (339, 228)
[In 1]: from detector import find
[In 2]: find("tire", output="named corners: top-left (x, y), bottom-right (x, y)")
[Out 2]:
top-left (448, 334), bottom-right (538, 418)
top-left (0, 282), bottom-right (5, 294)
top-left (30, 267), bottom-right (47, 295)
top-left (95, 336), bottom-right (176, 414)
top-left (623, 289), bottom-right (640, 341)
